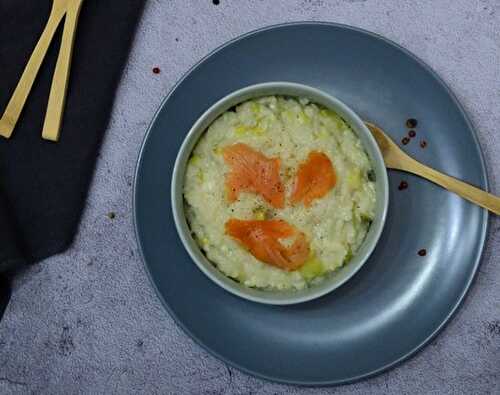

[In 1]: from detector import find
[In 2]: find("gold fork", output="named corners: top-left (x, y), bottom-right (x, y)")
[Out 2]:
top-left (0, 0), bottom-right (84, 142)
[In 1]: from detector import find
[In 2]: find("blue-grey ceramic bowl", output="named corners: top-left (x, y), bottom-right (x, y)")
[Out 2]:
top-left (171, 82), bottom-right (389, 305)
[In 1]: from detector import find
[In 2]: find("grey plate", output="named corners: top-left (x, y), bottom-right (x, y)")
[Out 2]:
top-left (134, 22), bottom-right (488, 385)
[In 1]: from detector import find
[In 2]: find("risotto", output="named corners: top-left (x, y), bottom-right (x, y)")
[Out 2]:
top-left (183, 96), bottom-right (376, 291)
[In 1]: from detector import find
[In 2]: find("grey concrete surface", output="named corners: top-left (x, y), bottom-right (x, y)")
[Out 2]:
top-left (1, 0), bottom-right (499, 393)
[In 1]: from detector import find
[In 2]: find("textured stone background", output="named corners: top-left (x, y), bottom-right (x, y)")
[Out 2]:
top-left (1, 0), bottom-right (499, 393)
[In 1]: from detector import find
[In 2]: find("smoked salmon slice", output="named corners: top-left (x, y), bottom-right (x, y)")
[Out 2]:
top-left (225, 218), bottom-right (310, 271)
top-left (223, 143), bottom-right (285, 208)
top-left (290, 151), bottom-right (336, 207)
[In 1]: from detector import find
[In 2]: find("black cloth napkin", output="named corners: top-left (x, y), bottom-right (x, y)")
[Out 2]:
top-left (0, 275), bottom-right (10, 319)
top-left (0, 0), bottom-right (146, 272)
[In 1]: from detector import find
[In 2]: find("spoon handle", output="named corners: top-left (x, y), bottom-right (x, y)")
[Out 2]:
top-left (0, 0), bottom-right (69, 139)
top-left (403, 157), bottom-right (500, 215)
top-left (42, 0), bottom-right (85, 141)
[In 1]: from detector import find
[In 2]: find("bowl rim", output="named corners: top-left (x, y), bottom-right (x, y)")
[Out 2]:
top-left (171, 81), bottom-right (389, 305)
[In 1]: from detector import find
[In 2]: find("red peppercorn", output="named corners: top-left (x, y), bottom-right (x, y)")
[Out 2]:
top-left (406, 118), bottom-right (418, 128)
top-left (398, 181), bottom-right (408, 191)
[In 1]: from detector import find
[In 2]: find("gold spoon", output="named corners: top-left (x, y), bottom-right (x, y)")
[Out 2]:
top-left (365, 122), bottom-right (500, 215)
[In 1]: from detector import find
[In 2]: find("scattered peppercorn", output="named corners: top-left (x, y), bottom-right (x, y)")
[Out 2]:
top-left (398, 181), bottom-right (408, 190)
top-left (408, 130), bottom-right (416, 138)
top-left (420, 140), bottom-right (427, 148)
top-left (402, 137), bottom-right (410, 145)
top-left (152, 67), bottom-right (161, 74)
top-left (213, 0), bottom-right (220, 4)
top-left (406, 118), bottom-right (418, 128)
top-left (107, 212), bottom-right (116, 220)
top-left (418, 249), bottom-right (427, 256)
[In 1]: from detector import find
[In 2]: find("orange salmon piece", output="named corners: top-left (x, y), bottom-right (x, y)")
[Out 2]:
top-left (225, 218), bottom-right (310, 271)
top-left (223, 143), bottom-right (285, 208)
top-left (290, 151), bottom-right (336, 207)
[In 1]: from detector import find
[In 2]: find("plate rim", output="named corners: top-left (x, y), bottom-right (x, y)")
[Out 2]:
top-left (133, 21), bottom-right (490, 386)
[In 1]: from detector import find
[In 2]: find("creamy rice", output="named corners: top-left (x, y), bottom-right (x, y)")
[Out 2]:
top-left (184, 96), bottom-right (376, 290)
